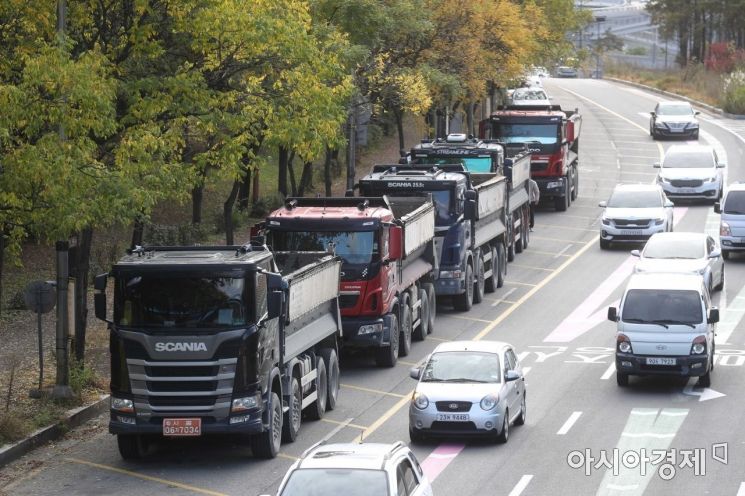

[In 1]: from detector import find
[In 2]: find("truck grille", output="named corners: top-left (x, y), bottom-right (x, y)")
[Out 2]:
top-left (531, 162), bottom-right (548, 172)
top-left (670, 179), bottom-right (702, 188)
top-left (339, 293), bottom-right (359, 309)
top-left (127, 357), bottom-right (236, 417)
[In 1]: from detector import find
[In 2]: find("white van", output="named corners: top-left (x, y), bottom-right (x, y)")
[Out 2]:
top-left (607, 273), bottom-right (718, 387)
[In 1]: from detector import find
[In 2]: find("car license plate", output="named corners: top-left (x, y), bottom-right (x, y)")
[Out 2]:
top-left (678, 188), bottom-right (696, 194)
top-left (163, 418), bottom-right (202, 436)
top-left (436, 413), bottom-right (470, 422)
top-left (623, 230), bottom-right (643, 236)
top-left (646, 357), bottom-right (677, 366)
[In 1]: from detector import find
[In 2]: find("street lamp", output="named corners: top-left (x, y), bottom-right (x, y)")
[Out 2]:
top-left (594, 16), bottom-right (606, 79)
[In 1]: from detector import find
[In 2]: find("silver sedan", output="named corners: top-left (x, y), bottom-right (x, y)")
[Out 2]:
top-left (408, 340), bottom-right (526, 443)
top-left (632, 232), bottom-right (725, 293)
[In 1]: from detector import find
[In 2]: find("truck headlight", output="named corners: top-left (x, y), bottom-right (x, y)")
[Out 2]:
top-left (691, 336), bottom-right (706, 355)
top-left (618, 341), bottom-right (632, 353)
top-left (111, 397), bottom-right (134, 413)
top-left (413, 392), bottom-right (429, 410)
top-left (546, 181), bottom-right (562, 189)
top-left (231, 393), bottom-right (262, 412)
top-left (440, 270), bottom-right (462, 279)
top-left (721, 222), bottom-right (732, 236)
top-left (358, 323), bottom-right (383, 335)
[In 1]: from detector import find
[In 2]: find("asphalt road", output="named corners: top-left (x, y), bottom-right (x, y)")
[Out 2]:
top-left (4, 78), bottom-right (745, 496)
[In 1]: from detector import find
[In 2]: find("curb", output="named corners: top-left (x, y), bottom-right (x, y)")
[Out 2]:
top-left (0, 394), bottom-right (109, 468)
top-left (605, 77), bottom-right (745, 120)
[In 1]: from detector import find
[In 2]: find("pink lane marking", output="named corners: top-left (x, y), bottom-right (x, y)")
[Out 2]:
top-left (420, 443), bottom-right (466, 482)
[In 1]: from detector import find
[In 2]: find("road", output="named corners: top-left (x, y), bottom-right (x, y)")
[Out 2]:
top-left (3, 78), bottom-right (745, 496)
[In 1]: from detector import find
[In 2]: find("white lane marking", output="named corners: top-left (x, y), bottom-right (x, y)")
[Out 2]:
top-left (620, 432), bottom-right (676, 439)
top-left (557, 411), bottom-right (583, 435)
top-left (606, 484), bottom-right (640, 491)
top-left (700, 128), bottom-right (729, 187)
top-left (320, 418), bottom-right (354, 443)
top-left (522, 366), bottom-right (532, 376)
top-left (554, 244), bottom-right (572, 259)
top-left (601, 362), bottom-right (616, 380)
top-left (492, 287), bottom-right (517, 307)
top-left (508, 475), bottom-right (534, 496)
top-left (682, 378), bottom-right (726, 402)
top-left (737, 482), bottom-right (745, 496)
top-left (715, 278), bottom-right (745, 345)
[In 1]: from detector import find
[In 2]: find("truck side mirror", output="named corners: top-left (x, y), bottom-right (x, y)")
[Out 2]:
top-left (714, 202), bottom-right (721, 214)
top-left (708, 307), bottom-right (719, 324)
top-left (607, 307), bottom-right (618, 322)
top-left (464, 190), bottom-right (478, 221)
top-left (388, 226), bottom-right (403, 260)
top-left (94, 273), bottom-right (108, 322)
top-left (267, 291), bottom-right (284, 321)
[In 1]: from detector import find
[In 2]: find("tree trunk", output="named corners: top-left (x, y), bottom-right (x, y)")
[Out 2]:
top-left (394, 108), bottom-right (405, 152)
top-left (466, 102), bottom-right (475, 137)
top-left (252, 168), bottom-right (260, 204)
top-left (224, 180), bottom-right (241, 245)
top-left (73, 227), bottom-right (93, 362)
top-left (287, 151), bottom-right (298, 197)
top-left (298, 161), bottom-right (313, 197)
top-left (278, 146), bottom-right (288, 197)
top-left (0, 229), bottom-right (5, 317)
top-left (131, 216), bottom-right (145, 248)
top-left (191, 184), bottom-right (204, 224)
top-left (238, 155), bottom-right (253, 211)
top-left (324, 148), bottom-right (333, 197)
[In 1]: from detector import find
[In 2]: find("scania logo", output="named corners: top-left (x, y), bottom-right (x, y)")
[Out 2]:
top-left (155, 342), bottom-right (207, 352)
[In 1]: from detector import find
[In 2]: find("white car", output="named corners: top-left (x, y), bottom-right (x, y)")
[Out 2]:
top-left (599, 184), bottom-right (674, 249)
top-left (632, 232), bottom-right (724, 293)
top-left (409, 340), bottom-right (526, 443)
top-left (508, 87), bottom-right (551, 107)
top-left (271, 442), bottom-right (433, 496)
top-left (655, 144), bottom-right (725, 203)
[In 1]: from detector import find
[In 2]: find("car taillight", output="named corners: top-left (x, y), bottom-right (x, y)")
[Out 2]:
top-left (691, 335), bottom-right (706, 355)
top-left (617, 333), bottom-right (632, 353)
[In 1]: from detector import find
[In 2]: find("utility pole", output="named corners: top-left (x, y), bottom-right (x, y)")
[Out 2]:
top-left (652, 25), bottom-right (658, 67)
top-left (595, 16), bottom-right (606, 79)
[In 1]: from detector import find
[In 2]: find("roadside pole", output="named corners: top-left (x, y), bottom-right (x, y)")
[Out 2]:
top-left (53, 241), bottom-right (73, 399)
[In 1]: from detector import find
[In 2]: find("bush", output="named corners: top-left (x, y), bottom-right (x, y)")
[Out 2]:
top-left (722, 71), bottom-right (745, 114)
top-left (212, 208), bottom-right (249, 234)
top-left (7, 289), bottom-right (26, 310)
top-left (250, 192), bottom-right (285, 218)
top-left (0, 415), bottom-right (30, 445)
top-left (69, 358), bottom-right (98, 397)
top-left (626, 47), bottom-right (647, 56)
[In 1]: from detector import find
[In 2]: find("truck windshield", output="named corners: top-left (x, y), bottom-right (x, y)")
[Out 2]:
top-left (622, 289), bottom-right (702, 324)
top-left (419, 157), bottom-right (493, 173)
top-left (493, 123), bottom-right (558, 146)
top-left (279, 468), bottom-right (388, 496)
top-left (270, 231), bottom-right (377, 265)
top-left (723, 191), bottom-right (745, 214)
top-left (114, 275), bottom-right (248, 328)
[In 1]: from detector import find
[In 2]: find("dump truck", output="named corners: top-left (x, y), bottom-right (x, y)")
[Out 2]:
top-left (94, 241), bottom-right (342, 460)
top-left (261, 196), bottom-right (436, 367)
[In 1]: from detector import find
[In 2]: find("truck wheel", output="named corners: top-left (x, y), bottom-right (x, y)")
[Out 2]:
top-left (413, 289), bottom-right (428, 341)
top-left (473, 254), bottom-right (485, 304)
top-left (485, 245), bottom-right (498, 293)
top-left (496, 243), bottom-right (506, 288)
top-left (522, 209), bottom-right (530, 250)
top-left (117, 434), bottom-right (148, 460)
top-left (375, 314), bottom-right (399, 367)
top-left (320, 348), bottom-right (340, 411)
top-left (515, 217), bottom-right (524, 254)
top-left (571, 168), bottom-right (579, 201)
top-left (251, 391), bottom-right (282, 459)
top-left (399, 301), bottom-right (412, 357)
top-left (555, 183), bottom-right (569, 211)
top-left (282, 375), bottom-right (302, 443)
top-left (306, 357), bottom-right (327, 420)
top-left (424, 283), bottom-right (436, 334)
top-left (453, 263), bottom-right (474, 311)
top-left (507, 232), bottom-right (516, 262)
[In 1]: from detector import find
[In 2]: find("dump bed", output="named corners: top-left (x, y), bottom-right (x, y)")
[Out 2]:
top-left (504, 151), bottom-right (531, 213)
top-left (387, 197), bottom-right (435, 259)
top-left (273, 252), bottom-right (341, 324)
top-left (566, 110), bottom-right (581, 144)
top-left (470, 174), bottom-right (508, 248)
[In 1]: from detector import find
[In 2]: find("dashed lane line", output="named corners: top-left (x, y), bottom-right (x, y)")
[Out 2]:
top-left (557, 411), bottom-right (583, 435)
top-left (65, 458), bottom-right (228, 496)
top-left (340, 383), bottom-right (407, 398)
top-left (444, 314), bottom-right (493, 324)
top-left (509, 264), bottom-right (555, 272)
top-left (508, 475), bottom-right (534, 496)
top-left (321, 417), bottom-right (368, 431)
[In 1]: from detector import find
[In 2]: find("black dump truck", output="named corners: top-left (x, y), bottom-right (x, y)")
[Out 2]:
top-left (94, 241), bottom-right (342, 459)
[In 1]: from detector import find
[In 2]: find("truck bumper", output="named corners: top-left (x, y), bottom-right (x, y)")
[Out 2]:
top-left (535, 176), bottom-right (567, 199)
top-left (109, 409), bottom-right (264, 436)
top-left (435, 273), bottom-right (466, 296)
top-left (341, 315), bottom-right (392, 348)
top-left (615, 353), bottom-right (710, 378)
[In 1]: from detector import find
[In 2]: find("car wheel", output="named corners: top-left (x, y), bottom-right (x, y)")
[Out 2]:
top-left (722, 250), bottom-right (731, 260)
top-left (496, 411), bottom-right (509, 444)
top-left (376, 314), bottom-right (399, 367)
top-left (715, 266), bottom-right (725, 291)
top-left (693, 130), bottom-right (700, 140)
top-left (251, 391), bottom-right (282, 459)
top-left (453, 263), bottom-right (474, 311)
top-left (484, 245), bottom-right (498, 293)
top-left (399, 301), bottom-right (412, 357)
top-left (600, 238), bottom-right (611, 250)
top-left (514, 395), bottom-right (526, 426)
top-left (321, 348), bottom-right (340, 411)
top-left (409, 426), bottom-right (426, 443)
top-left (473, 254), bottom-right (485, 304)
top-left (616, 372), bottom-right (629, 387)
top-left (282, 375), bottom-right (302, 443)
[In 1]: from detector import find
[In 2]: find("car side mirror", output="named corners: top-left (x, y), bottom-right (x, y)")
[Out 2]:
top-left (714, 202), bottom-right (721, 214)
top-left (608, 307), bottom-right (618, 322)
top-left (650, 111), bottom-right (656, 116)
top-left (709, 307), bottom-right (719, 324)
top-left (653, 162), bottom-right (661, 168)
top-left (94, 273), bottom-right (109, 322)
top-left (717, 162), bottom-right (726, 168)
top-left (709, 248), bottom-right (721, 259)
top-left (695, 111), bottom-right (701, 115)
top-left (598, 201), bottom-right (607, 208)
top-left (409, 367), bottom-right (421, 380)
top-left (630, 249), bottom-right (640, 257)
top-left (504, 370), bottom-right (520, 382)
top-left (664, 200), bottom-right (674, 208)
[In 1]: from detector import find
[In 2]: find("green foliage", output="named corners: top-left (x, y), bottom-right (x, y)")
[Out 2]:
top-left (250, 192), bottom-right (286, 219)
top-left (0, 414), bottom-right (29, 445)
top-left (626, 47), bottom-right (648, 56)
top-left (722, 71), bottom-right (745, 114)
top-left (144, 222), bottom-right (208, 246)
top-left (68, 358), bottom-right (98, 397)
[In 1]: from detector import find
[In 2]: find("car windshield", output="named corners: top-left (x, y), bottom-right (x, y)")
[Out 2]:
top-left (622, 289), bottom-right (702, 324)
top-left (493, 123), bottom-right (558, 145)
top-left (421, 351), bottom-right (501, 383)
top-left (420, 156), bottom-right (492, 173)
top-left (723, 191), bottom-right (745, 214)
top-left (643, 238), bottom-right (703, 259)
top-left (657, 104), bottom-right (694, 116)
top-left (511, 90), bottom-right (548, 101)
top-left (663, 150), bottom-right (714, 168)
top-left (607, 190), bottom-right (661, 208)
top-left (270, 231), bottom-right (377, 265)
top-left (114, 274), bottom-right (248, 328)
top-left (279, 468), bottom-right (389, 496)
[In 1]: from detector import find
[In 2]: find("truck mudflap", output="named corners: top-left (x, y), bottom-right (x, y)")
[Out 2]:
top-left (535, 176), bottom-right (567, 199)
top-left (341, 313), bottom-right (394, 348)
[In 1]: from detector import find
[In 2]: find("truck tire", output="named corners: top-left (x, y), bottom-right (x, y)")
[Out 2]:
top-left (473, 253), bottom-right (485, 304)
top-left (399, 300), bottom-right (413, 357)
top-left (485, 245), bottom-right (498, 293)
top-left (320, 348), bottom-right (340, 411)
top-left (117, 434), bottom-right (148, 460)
top-left (376, 314), bottom-right (399, 367)
top-left (521, 208), bottom-right (530, 250)
top-left (515, 217), bottom-right (524, 254)
top-left (571, 168), bottom-right (579, 201)
top-left (424, 283), bottom-right (436, 334)
top-left (496, 243), bottom-right (506, 288)
top-left (306, 357), bottom-right (327, 420)
top-left (282, 375), bottom-right (302, 443)
top-left (453, 263), bottom-right (474, 311)
top-left (251, 391), bottom-right (282, 459)
top-left (413, 288), bottom-right (428, 341)
top-left (507, 230), bottom-right (516, 262)
top-left (555, 182), bottom-right (569, 211)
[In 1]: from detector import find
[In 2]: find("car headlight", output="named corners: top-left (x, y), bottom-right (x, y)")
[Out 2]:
top-left (358, 323), bottom-right (383, 335)
top-left (654, 122), bottom-right (665, 128)
top-left (721, 222), bottom-right (732, 236)
top-left (654, 218), bottom-right (665, 225)
top-left (480, 394), bottom-right (499, 411)
top-left (413, 392), bottom-right (429, 410)
top-left (703, 176), bottom-right (718, 183)
top-left (601, 217), bottom-right (610, 226)
top-left (657, 176), bottom-right (670, 184)
top-left (231, 393), bottom-right (262, 412)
